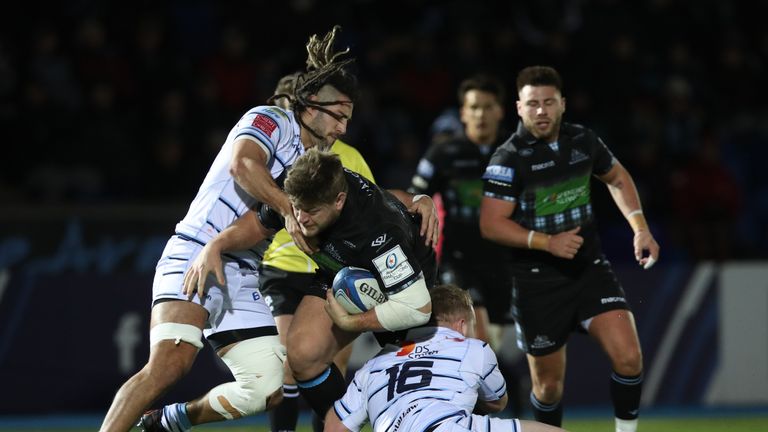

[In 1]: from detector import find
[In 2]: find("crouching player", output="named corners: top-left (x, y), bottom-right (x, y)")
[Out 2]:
top-left (326, 284), bottom-right (567, 432)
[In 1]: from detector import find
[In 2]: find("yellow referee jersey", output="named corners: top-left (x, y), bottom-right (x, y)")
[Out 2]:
top-left (261, 140), bottom-right (375, 272)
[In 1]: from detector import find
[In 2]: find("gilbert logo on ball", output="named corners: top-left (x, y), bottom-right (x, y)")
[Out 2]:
top-left (332, 267), bottom-right (387, 314)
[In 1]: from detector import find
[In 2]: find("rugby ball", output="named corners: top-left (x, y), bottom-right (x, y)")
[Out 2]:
top-left (332, 266), bottom-right (387, 314)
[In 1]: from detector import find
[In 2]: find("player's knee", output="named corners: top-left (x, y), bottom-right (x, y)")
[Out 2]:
top-left (208, 336), bottom-right (285, 419)
top-left (613, 348), bottom-right (643, 376)
top-left (286, 342), bottom-right (325, 378)
top-left (532, 379), bottom-right (563, 402)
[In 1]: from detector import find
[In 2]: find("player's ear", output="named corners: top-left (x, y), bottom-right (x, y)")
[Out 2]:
top-left (335, 192), bottom-right (347, 210)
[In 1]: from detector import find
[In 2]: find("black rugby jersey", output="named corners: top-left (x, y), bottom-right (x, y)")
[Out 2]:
top-left (409, 133), bottom-right (508, 260)
top-left (482, 121), bottom-right (615, 270)
top-left (261, 169), bottom-right (437, 295)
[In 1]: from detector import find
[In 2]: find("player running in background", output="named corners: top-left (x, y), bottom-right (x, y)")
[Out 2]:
top-left (325, 284), bottom-right (565, 432)
top-left (100, 26), bottom-right (359, 432)
top-left (480, 65), bottom-right (659, 432)
top-left (409, 74), bottom-right (513, 347)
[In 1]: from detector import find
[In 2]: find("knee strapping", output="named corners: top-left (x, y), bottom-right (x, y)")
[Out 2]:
top-left (149, 323), bottom-right (204, 349)
top-left (208, 336), bottom-right (285, 419)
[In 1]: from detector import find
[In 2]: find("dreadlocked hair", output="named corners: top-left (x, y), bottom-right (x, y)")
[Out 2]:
top-left (268, 25), bottom-right (359, 112)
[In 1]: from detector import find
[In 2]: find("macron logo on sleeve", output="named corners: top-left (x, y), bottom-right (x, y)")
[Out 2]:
top-left (482, 165), bottom-right (514, 183)
top-left (252, 114), bottom-right (278, 136)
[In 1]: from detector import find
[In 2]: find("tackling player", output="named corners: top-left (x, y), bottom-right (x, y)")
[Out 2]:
top-left (325, 284), bottom-right (565, 432)
top-left (100, 27), bottom-right (358, 432)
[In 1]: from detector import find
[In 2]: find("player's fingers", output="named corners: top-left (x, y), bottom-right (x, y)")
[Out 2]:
top-left (215, 266), bottom-right (225, 286)
top-left (197, 269), bottom-right (208, 300)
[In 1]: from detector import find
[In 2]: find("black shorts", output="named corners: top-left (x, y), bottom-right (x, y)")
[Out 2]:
top-left (438, 257), bottom-right (514, 324)
top-left (259, 265), bottom-right (324, 316)
top-left (512, 258), bottom-right (629, 356)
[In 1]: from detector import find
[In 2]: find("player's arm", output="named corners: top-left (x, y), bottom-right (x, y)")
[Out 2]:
top-left (324, 409), bottom-right (353, 432)
top-left (474, 343), bottom-right (508, 414)
top-left (230, 137), bottom-right (315, 254)
top-left (596, 161), bottom-right (660, 269)
top-left (325, 275), bottom-right (431, 332)
top-left (388, 189), bottom-right (439, 247)
top-left (182, 211), bottom-right (273, 300)
top-left (475, 393), bottom-right (509, 414)
top-left (479, 197), bottom-right (583, 260)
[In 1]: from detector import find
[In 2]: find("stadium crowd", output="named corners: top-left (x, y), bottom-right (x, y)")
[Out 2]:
top-left (2, 0), bottom-right (767, 262)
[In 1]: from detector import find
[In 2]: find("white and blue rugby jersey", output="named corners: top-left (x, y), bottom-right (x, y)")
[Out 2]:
top-left (173, 106), bottom-right (302, 268)
top-left (334, 326), bottom-right (506, 432)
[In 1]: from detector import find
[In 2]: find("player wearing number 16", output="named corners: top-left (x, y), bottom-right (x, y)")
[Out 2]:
top-left (325, 284), bottom-right (565, 432)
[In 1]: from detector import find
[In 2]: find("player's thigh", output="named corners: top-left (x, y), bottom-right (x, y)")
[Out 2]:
top-left (512, 270), bottom-right (577, 356)
top-left (588, 309), bottom-right (642, 373)
top-left (287, 295), bottom-right (358, 369)
top-left (260, 266), bottom-right (310, 318)
top-left (274, 314), bottom-right (294, 346)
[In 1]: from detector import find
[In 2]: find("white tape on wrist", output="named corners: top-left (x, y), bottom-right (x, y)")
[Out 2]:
top-left (643, 256), bottom-right (657, 270)
top-left (627, 209), bottom-right (644, 218)
top-left (527, 230), bottom-right (535, 249)
top-left (412, 194), bottom-right (429, 203)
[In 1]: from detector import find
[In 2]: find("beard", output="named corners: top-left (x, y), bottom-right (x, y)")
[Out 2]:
top-left (526, 115), bottom-right (562, 142)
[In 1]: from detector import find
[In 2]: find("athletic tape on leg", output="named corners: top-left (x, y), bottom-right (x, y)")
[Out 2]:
top-left (149, 323), bottom-right (204, 349)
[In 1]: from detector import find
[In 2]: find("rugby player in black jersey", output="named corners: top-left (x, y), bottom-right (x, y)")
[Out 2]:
top-left (480, 65), bottom-right (659, 432)
top-left (183, 147), bottom-right (440, 424)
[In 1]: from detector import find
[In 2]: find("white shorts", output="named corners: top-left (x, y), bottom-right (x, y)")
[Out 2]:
top-left (152, 236), bottom-right (276, 340)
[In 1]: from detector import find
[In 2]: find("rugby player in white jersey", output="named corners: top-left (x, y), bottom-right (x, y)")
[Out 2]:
top-left (326, 284), bottom-right (566, 432)
top-left (99, 26), bottom-right (361, 432)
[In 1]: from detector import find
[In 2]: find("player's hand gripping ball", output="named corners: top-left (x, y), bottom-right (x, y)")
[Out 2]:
top-left (332, 267), bottom-right (387, 314)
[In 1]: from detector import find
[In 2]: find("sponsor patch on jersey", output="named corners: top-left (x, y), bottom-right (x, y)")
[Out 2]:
top-left (531, 160), bottom-right (555, 171)
top-left (372, 245), bottom-right (414, 287)
top-left (252, 114), bottom-right (277, 136)
top-left (482, 165), bottom-right (514, 183)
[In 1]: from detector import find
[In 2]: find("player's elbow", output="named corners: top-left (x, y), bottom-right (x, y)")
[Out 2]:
top-left (477, 393), bottom-right (508, 414)
top-left (479, 215), bottom-right (498, 241)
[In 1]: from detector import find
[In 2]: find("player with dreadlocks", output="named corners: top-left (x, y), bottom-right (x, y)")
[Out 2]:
top-left (99, 27), bottom-right (373, 432)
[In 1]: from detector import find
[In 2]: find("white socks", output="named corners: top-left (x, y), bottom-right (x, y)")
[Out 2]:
top-left (615, 417), bottom-right (638, 432)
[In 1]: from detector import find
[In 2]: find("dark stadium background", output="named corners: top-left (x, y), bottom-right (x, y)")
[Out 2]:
top-left (1, 0), bottom-right (766, 427)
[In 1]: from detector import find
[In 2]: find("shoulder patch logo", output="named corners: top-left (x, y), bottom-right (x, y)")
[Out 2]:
top-left (252, 114), bottom-right (277, 136)
top-left (482, 165), bottom-right (514, 183)
top-left (371, 234), bottom-right (387, 247)
top-left (372, 245), bottom-right (414, 287)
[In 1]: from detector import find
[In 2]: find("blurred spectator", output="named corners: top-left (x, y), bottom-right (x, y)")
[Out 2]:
top-left (1, 0), bottom-right (765, 261)
top-left (669, 130), bottom-right (743, 261)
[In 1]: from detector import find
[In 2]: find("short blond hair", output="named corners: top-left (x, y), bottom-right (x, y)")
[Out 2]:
top-left (429, 284), bottom-right (474, 325)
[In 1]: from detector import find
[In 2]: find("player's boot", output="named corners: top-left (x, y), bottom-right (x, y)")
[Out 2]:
top-left (137, 409), bottom-right (169, 432)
